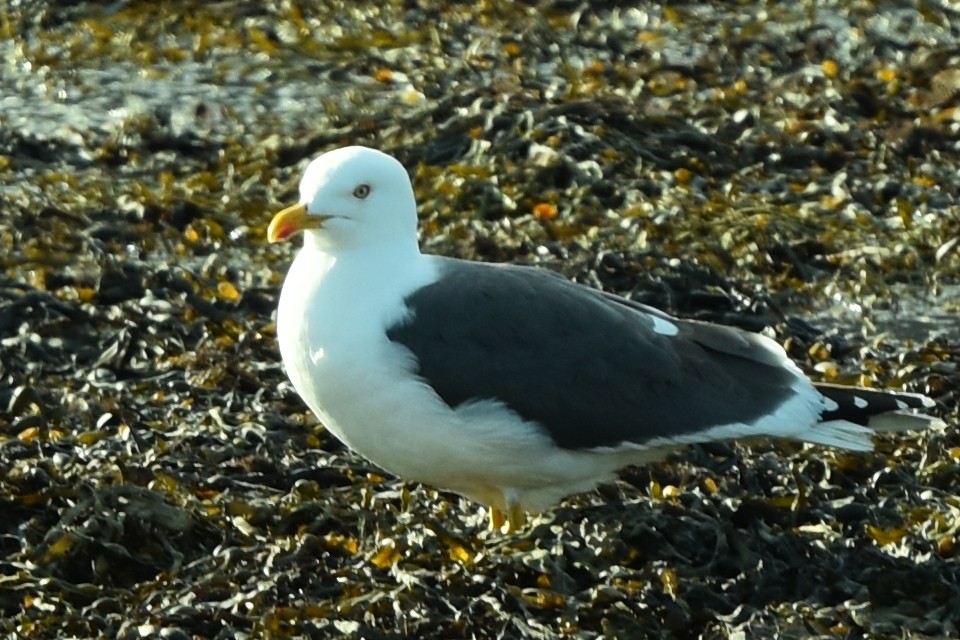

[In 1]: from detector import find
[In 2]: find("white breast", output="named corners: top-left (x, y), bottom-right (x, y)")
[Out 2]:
top-left (275, 246), bottom-right (669, 513)
top-left (277, 246), bottom-right (462, 474)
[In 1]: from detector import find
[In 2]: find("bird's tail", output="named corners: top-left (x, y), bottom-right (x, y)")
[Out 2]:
top-left (804, 383), bottom-right (945, 451)
top-left (815, 382), bottom-right (941, 429)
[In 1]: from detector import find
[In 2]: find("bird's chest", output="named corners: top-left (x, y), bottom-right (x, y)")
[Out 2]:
top-left (277, 250), bottom-right (407, 361)
top-left (277, 266), bottom-right (405, 402)
top-left (275, 250), bottom-right (440, 460)
top-left (278, 294), bottom-right (453, 477)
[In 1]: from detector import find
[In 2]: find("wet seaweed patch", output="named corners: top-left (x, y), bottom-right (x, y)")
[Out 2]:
top-left (1, 0), bottom-right (959, 638)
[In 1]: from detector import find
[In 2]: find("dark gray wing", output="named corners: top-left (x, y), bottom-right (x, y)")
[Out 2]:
top-left (386, 258), bottom-right (801, 450)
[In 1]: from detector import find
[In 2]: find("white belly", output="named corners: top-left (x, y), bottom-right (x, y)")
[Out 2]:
top-left (275, 247), bottom-right (647, 512)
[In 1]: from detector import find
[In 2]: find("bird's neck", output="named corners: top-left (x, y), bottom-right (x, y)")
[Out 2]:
top-left (279, 236), bottom-right (438, 362)
top-left (296, 235), bottom-right (433, 299)
top-left (303, 231), bottom-right (420, 261)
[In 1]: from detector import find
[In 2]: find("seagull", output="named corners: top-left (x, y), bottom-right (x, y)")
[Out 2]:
top-left (267, 146), bottom-right (940, 533)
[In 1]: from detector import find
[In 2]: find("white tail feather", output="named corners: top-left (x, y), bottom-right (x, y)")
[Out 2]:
top-left (867, 411), bottom-right (946, 432)
top-left (797, 412), bottom-right (944, 453)
top-left (801, 420), bottom-right (875, 452)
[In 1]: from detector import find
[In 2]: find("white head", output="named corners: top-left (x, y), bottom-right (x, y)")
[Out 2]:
top-left (267, 146), bottom-right (419, 253)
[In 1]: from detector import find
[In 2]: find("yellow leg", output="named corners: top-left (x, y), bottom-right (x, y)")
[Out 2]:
top-left (489, 507), bottom-right (506, 531)
top-left (489, 505), bottom-right (527, 533)
top-left (505, 503), bottom-right (527, 534)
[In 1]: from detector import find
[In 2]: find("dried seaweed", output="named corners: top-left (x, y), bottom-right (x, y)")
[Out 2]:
top-left (1, 0), bottom-right (959, 638)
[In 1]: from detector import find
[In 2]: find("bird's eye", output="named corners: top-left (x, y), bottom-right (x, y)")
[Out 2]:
top-left (353, 184), bottom-right (371, 199)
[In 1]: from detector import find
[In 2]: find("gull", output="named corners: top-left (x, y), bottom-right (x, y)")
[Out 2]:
top-left (267, 146), bottom-right (939, 533)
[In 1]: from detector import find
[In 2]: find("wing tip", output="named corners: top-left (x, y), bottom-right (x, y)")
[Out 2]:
top-left (867, 411), bottom-right (946, 433)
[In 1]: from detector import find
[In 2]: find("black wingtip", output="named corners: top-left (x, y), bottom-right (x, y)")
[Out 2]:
top-left (814, 383), bottom-right (937, 425)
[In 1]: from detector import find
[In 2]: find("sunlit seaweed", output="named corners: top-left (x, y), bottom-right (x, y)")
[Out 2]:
top-left (1, 0), bottom-right (958, 638)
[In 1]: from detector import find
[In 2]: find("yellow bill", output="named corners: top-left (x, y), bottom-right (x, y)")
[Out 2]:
top-left (267, 202), bottom-right (326, 243)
